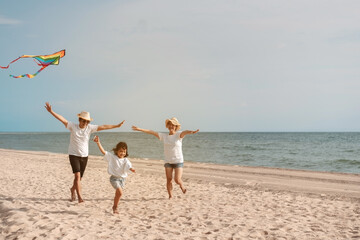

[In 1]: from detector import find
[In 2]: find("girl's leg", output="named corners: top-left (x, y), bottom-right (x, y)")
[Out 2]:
top-left (113, 188), bottom-right (123, 214)
top-left (174, 167), bottom-right (186, 194)
top-left (71, 172), bottom-right (83, 203)
top-left (165, 167), bottom-right (174, 199)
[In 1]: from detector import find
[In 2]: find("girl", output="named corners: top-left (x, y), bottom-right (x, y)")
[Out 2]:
top-left (45, 102), bottom-right (125, 203)
top-left (132, 117), bottom-right (199, 199)
top-left (93, 136), bottom-right (135, 214)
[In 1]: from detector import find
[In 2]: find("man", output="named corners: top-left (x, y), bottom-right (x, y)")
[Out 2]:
top-left (45, 102), bottom-right (124, 203)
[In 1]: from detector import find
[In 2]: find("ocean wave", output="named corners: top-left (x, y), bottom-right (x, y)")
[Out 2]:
top-left (243, 145), bottom-right (265, 151)
top-left (288, 151), bottom-right (298, 155)
top-left (2, 132), bottom-right (360, 174)
top-left (334, 159), bottom-right (360, 166)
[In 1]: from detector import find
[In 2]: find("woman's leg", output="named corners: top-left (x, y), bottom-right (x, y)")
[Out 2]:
top-left (113, 188), bottom-right (123, 214)
top-left (174, 167), bottom-right (186, 194)
top-left (165, 167), bottom-right (174, 199)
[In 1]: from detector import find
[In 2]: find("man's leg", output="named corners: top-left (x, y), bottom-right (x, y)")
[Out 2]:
top-left (72, 172), bottom-right (83, 203)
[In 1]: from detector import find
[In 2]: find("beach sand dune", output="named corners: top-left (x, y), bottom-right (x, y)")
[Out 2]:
top-left (0, 148), bottom-right (359, 239)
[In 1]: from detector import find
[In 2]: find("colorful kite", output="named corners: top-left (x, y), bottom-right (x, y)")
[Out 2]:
top-left (0, 49), bottom-right (65, 78)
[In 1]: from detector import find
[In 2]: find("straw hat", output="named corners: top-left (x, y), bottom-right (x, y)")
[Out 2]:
top-left (77, 111), bottom-right (93, 121)
top-left (165, 117), bottom-right (181, 131)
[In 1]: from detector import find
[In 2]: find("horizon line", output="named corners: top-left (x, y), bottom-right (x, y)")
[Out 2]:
top-left (1, 131), bottom-right (360, 134)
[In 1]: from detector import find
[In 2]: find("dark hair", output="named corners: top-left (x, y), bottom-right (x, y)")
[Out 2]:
top-left (112, 142), bottom-right (129, 157)
top-left (78, 118), bottom-right (90, 123)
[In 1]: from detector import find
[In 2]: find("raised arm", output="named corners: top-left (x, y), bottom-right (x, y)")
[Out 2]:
top-left (93, 136), bottom-right (106, 155)
top-left (44, 102), bottom-right (68, 127)
top-left (132, 126), bottom-right (160, 139)
top-left (180, 129), bottom-right (200, 139)
top-left (97, 120), bottom-right (125, 131)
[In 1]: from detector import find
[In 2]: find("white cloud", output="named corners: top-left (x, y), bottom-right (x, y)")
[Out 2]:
top-left (0, 15), bottom-right (21, 25)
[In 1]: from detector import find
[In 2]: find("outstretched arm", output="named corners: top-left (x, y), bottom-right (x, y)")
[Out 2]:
top-left (132, 126), bottom-right (160, 139)
top-left (180, 129), bottom-right (200, 139)
top-left (97, 120), bottom-right (125, 131)
top-left (93, 136), bottom-right (106, 155)
top-left (44, 102), bottom-right (68, 127)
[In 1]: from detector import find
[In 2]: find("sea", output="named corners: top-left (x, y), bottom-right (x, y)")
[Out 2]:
top-left (0, 132), bottom-right (359, 174)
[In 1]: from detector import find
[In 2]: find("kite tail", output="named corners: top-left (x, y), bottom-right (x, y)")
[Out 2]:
top-left (0, 57), bottom-right (22, 69)
top-left (9, 66), bottom-right (47, 79)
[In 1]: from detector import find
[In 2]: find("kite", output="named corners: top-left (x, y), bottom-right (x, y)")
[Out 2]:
top-left (0, 49), bottom-right (65, 78)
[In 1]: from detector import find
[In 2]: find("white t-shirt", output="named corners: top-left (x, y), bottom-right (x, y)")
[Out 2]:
top-left (104, 151), bottom-right (132, 178)
top-left (66, 121), bottom-right (98, 157)
top-left (158, 131), bottom-right (183, 164)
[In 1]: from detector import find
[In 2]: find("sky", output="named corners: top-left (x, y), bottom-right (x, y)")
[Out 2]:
top-left (0, 0), bottom-right (359, 132)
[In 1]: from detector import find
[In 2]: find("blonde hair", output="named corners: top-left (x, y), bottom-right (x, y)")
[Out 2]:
top-left (166, 118), bottom-right (181, 131)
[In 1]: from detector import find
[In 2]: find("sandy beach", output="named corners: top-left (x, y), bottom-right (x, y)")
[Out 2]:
top-left (0, 148), bottom-right (359, 240)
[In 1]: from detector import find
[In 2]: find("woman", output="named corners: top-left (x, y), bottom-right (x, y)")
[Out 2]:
top-left (132, 117), bottom-right (199, 199)
top-left (45, 102), bottom-right (125, 203)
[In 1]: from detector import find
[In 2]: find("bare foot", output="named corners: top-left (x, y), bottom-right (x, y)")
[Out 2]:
top-left (70, 188), bottom-right (76, 202)
top-left (78, 198), bottom-right (84, 203)
top-left (182, 188), bottom-right (187, 194)
top-left (113, 206), bottom-right (119, 214)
